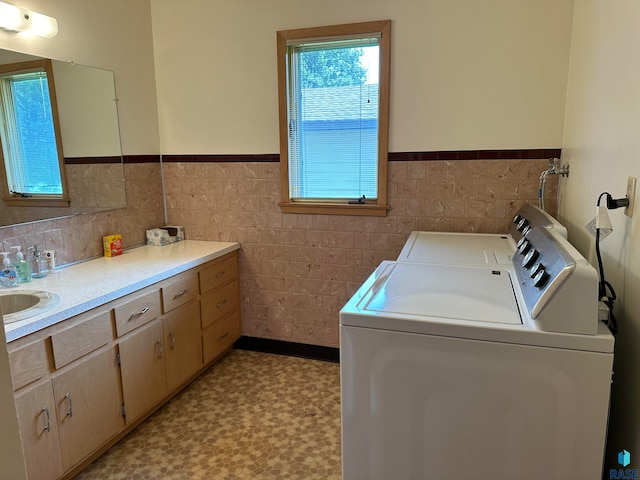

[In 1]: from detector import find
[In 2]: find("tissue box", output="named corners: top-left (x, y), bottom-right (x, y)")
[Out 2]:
top-left (146, 226), bottom-right (184, 246)
top-left (103, 234), bottom-right (123, 257)
top-left (161, 225), bottom-right (185, 241)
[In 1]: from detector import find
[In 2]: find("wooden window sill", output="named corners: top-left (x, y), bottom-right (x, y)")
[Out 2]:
top-left (279, 202), bottom-right (389, 216)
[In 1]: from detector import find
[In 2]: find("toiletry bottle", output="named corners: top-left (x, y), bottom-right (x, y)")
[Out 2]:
top-left (29, 245), bottom-right (49, 278)
top-left (10, 246), bottom-right (31, 283)
top-left (0, 252), bottom-right (19, 288)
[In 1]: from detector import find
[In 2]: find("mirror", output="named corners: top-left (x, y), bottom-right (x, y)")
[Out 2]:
top-left (0, 49), bottom-right (126, 226)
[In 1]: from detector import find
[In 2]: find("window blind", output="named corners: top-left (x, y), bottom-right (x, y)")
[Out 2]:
top-left (287, 39), bottom-right (380, 201)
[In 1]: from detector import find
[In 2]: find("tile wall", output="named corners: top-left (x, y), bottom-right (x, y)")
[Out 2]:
top-left (0, 162), bottom-right (164, 266)
top-left (164, 158), bottom-right (558, 348)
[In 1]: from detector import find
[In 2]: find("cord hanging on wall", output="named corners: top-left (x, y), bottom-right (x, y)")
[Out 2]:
top-left (588, 191), bottom-right (629, 335)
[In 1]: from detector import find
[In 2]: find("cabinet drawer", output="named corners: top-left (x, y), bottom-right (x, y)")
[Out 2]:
top-left (162, 273), bottom-right (199, 313)
top-left (200, 254), bottom-right (238, 294)
top-left (9, 340), bottom-right (49, 390)
top-left (114, 288), bottom-right (162, 337)
top-left (51, 310), bottom-right (112, 369)
top-left (200, 280), bottom-right (239, 329)
top-left (202, 311), bottom-right (240, 363)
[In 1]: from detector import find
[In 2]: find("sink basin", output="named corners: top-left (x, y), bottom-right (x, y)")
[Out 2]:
top-left (1, 290), bottom-right (61, 324)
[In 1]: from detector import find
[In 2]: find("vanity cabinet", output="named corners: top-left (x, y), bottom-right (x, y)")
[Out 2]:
top-left (7, 248), bottom-right (240, 480)
top-left (118, 271), bottom-right (203, 423)
top-left (164, 300), bottom-right (202, 391)
top-left (15, 381), bottom-right (64, 480)
top-left (200, 254), bottom-right (240, 363)
top-left (52, 347), bottom-right (123, 470)
top-left (119, 319), bottom-right (167, 422)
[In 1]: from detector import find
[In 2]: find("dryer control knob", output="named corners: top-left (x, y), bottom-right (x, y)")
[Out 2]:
top-left (516, 218), bottom-right (529, 232)
top-left (530, 262), bottom-right (545, 278)
top-left (522, 249), bottom-right (539, 268)
top-left (517, 238), bottom-right (531, 254)
top-left (533, 269), bottom-right (550, 288)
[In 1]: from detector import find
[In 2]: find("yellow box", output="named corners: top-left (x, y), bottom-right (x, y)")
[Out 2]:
top-left (103, 234), bottom-right (123, 257)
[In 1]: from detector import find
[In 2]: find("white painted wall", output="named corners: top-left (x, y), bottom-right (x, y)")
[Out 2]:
top-left (150, 0), bottom-right (574, 154)
top-left (559, 0), bottom-right (640, 468)
top-left (0, 0), bottom-right (160, 155)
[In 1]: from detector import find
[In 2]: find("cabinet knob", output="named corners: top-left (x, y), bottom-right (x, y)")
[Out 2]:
top-left (215, 270), bottom-right (226, 278)
top-left (216, 299), bottom-right (227, 309)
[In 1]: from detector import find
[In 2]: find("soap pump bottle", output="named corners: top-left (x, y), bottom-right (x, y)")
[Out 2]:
top-left (29, 245), bottom-right (48, 279)
top-left (10, 246), bottom-right (31, 283)
top-left (0, 252), bottom-right (19, 288)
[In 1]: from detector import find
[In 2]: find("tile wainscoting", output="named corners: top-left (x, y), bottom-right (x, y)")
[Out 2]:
top-left (0, 158), bottom-right (165, 267)
top-left (164, 152), bottom-right (559, 348)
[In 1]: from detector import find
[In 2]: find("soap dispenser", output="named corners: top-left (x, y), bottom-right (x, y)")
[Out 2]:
top-left (0, 252), bottom-right (19, 288)
top-left (28, 245), bottom-right (49, 278)
top-left (10, 246), bottom-right (32, 283)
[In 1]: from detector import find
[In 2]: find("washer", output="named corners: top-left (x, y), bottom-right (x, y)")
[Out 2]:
top-left (340, 205), bottom-right (614, 480)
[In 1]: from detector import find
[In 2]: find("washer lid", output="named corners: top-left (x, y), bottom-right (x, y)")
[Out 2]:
top-left (358, 262), bottom-right (522, 325)
top-left (397, 232), bottom-right (514, 265)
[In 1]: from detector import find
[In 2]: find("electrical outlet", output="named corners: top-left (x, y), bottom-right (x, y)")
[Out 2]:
top-left (626, 176), bottom-right (637, 218)
top-left (44, 250), bottom-right (56, 270)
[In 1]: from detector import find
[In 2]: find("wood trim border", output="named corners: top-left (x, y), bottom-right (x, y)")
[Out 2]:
top-left (158, 149), bottom-right (561, 163)
top-left (64, 155), bottom-right (162, 164)
top-left (162, 154), bottom-right (279, 163)
top-left (388, 148), bottom-right (562, 161)
top-left (123, 155), bottom-right (161, 164)
top-left (65, 156), bottom-right (122, 165)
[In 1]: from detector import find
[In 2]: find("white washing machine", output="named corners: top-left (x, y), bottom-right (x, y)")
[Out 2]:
top-left (340, 205), bottom-right (614, 480)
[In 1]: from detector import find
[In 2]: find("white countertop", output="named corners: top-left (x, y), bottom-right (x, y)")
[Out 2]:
top-left (4, 240), bottom-right (240, 342)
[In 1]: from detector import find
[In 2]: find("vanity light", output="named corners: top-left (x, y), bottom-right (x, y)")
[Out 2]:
top-left (0, 1), bottom-right (58, 38)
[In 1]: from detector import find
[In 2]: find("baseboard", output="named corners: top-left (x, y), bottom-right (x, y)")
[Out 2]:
top-left (233, 336), bottom-right (339, 363)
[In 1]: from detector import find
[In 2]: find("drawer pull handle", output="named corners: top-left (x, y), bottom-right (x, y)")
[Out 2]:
top-left (64, 393), bottom-right (73, 419)
top-left (41, 406), bottom-right (51, 432)
top-left (174, 289), bottom-right (189, 299)
top-left (128, 306), bottom-right (149, 322)
top-left (169, 331), bottom-right (176, 350)
top-left (216, 299), bottom-right (227, 309)
top-left (215, 270), bottom-right (226, 278)
top-left (218, 331), bottom-right (229, 341)
top-left (156, 339), bottom-right (164, 358)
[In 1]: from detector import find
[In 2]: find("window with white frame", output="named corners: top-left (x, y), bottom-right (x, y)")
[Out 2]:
top-left (277, 20), bottom-right (391, 216)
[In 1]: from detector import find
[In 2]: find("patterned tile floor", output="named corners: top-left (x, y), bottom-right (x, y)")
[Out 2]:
top-left (75, 350), bottom-right (342, 480)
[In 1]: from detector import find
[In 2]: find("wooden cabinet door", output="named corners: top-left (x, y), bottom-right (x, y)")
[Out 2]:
top-left (118, 319), bottom-right (167, 423)
top-left (52, 348), bottom-right (123, 471)
top-left (15, 381), bottom-right (64, 480)
top-left (164, 301), bottom-right (203, 391)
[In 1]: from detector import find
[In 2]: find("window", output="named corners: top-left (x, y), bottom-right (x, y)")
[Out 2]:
top-left (277, 20), bottom-right (390, 216)
top-left (0, 59), bottom-right (69, 207)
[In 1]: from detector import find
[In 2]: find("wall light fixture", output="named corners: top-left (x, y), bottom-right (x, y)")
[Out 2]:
top-left (0, 1), bottom-right (58, 38)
